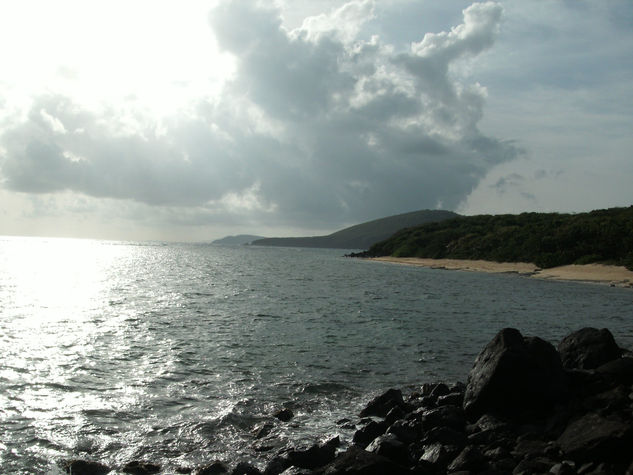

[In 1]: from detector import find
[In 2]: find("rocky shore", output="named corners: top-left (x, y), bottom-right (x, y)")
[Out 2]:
top-left (62, 328), bottom-right (633, 474)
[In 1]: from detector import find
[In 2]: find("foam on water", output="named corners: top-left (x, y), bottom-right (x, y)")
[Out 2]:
top-left (0, 237), bottom-right (632, 472)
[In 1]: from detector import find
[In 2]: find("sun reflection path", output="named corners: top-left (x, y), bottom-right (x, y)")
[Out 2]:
top-left (0, 236), bottom-right (178, 468)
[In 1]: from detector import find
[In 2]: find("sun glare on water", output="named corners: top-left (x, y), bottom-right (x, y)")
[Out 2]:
top-left (2, 237), bottom-right (115, 329)
top-left (0, 237), bottom-right (161, 464)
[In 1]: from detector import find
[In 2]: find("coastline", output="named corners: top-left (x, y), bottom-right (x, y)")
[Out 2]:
top-left (370, 256), bottom-right (633, 288)
top-left (63, 327), bottom-right (633, 474)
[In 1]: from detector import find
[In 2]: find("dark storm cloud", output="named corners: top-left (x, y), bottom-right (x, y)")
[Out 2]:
top-left (0, 1), bottom-right (518, 229)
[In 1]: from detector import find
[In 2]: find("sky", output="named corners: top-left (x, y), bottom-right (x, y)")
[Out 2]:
top-left (0, 0), bottom-right (631, 241)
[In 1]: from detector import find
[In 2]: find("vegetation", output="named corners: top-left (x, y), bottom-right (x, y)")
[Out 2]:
top-left (355, 206), bottom-right (633, 270)
top-left (252, 210), bottom-right (458, 250)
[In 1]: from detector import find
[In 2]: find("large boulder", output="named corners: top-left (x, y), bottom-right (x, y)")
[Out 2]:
top-left (463, 328), bottom-right (568, 421)
top-left (558, 328), bottom-right (621, 369)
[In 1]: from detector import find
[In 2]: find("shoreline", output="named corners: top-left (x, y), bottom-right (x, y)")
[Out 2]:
top-left (62, 327), bottom-right (633, 474)
top-left (369, 256), bottom-right (633, 288)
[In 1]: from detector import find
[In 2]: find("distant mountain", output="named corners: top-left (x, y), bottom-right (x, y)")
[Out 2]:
top-left (353, 206), bottom-right (633, 270)
top-left (212, 234), bottom-right (265, 245)
top-left (251, 210), bottom-right (458, 250)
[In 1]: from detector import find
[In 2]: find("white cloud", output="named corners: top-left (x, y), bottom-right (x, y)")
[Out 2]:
top-left (459, 1), bottom-right (633, 215)
top-left (298, 0), bottom-right (375, 43)
top-left (0, 1), bottom-right (514, 237)
top-left (4, 1), bottom-right (630, 241)
top-left (39, 109), bottom-right (67, 135)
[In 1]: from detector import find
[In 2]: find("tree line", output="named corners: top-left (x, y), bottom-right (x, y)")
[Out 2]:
top-left (354, 206), bottom-right (633, 270)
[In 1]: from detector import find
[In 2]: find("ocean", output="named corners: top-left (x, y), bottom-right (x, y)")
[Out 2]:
top-left (1, 236), bottom-right (631, 473)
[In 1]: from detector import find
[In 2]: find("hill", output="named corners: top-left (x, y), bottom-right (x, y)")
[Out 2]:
top-left (251, 210), bottom-right (458, 250)
top-left (212, 234), bottom-right (265, 245)
top-left (353, 206), bottom-right (633, 270)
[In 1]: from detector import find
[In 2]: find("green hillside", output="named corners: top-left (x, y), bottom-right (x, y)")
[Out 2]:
top-left (354, 206), bottom-right (633, 270)
top-left (251, 209), bottom-right (458, 250)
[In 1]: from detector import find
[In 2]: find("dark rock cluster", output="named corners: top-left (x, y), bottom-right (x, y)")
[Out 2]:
top-left (61, 327), bottom-right (633, 474)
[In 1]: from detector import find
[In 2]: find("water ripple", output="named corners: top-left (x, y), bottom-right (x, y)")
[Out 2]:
top-left (0, 240), bottom-right (632, 473)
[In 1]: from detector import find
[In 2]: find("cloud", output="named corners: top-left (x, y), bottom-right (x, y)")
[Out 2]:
top-left (491, 172), bottom-right (524, 193)
top-left (0, 1), bottom-right (515, 231)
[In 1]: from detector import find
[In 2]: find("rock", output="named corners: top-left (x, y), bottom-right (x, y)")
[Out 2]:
top-left (417, 443), bottom-right (461, 468)
top-left (274, 408), bottom-right (294, 422)
top-left (263, 456), bottom-right (291, 475)
top-left (463, 328), bottom-right (568, 422)
top-left (467, 413), bottom-right (509, 434)
top-left (195, 461), bottom-right (229, 474)
top-left (359, 388), bottom-right (406, 418)
top-left (279, 468), bottom-right (312, 475)
top-left (490, 457), bottom-right (519, 473)
top-left (565, 367), bottom-right (614, 402)
top-left (482, 446), bottom-right (510, 461)
top-left (419, 382), bottom-right (436, 396)
top-left (60, 459), bottom-right (111, 475)
top-left (122, 461), bottom-right (161, 474)
top-left (558, 328), bottom-right (621, 370)
top-left (387, 419), bottom-right (420, 444)
top-left (446, 445), bottom-right (486, 473)
top-left (582, 385), bottom-right (630, 414)
top-left (253, 444), bottom-right (277, 453)
top-left (413, 396), bottom-right (437, 410)
top-left (512, 456), bottom-right (555, 474)
top-left (231, 461), bottom-right (262, 475)
top-left (467, 427), bottom-right (514, 449)
top-left (418, 405), bottom-right (466, 432)
top-left (577, 462), bottom-right (619, 475)
top-left (352, 420), bottom-right (387, 448)
top-left (420, 426), bottom-right (466, 447)
top-left (213, 328), bottom-right (633, 475)
top-left (385, 405), bottom-right (406, 426)
top-left (254, 422), bottom-right (275, 439)
top-left (430, 383), bottom-right (450, 398)
top-left (365, 433), bottom-right (407, 464)
top-left (557, 412), bottom-right (632, 463)
top-left (596, 356), bottom-right (633, 385)
top-left (286, 436), bottom-right (339, 469)
top-left (549, 461), bottom-right (577, 475)
top-left (511, 437), bottom-right (551, 458)
top-left (320, 445), bottom-right (409, 474)
top-left (436, 392), bottom-right (464, 407)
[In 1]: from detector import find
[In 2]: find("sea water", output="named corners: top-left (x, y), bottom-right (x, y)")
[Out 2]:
top-left (0, 236), bottom-right (631, 473)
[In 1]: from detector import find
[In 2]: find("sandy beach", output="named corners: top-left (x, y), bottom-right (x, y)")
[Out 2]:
top-left (370, 257), bottom-right (633, 288)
